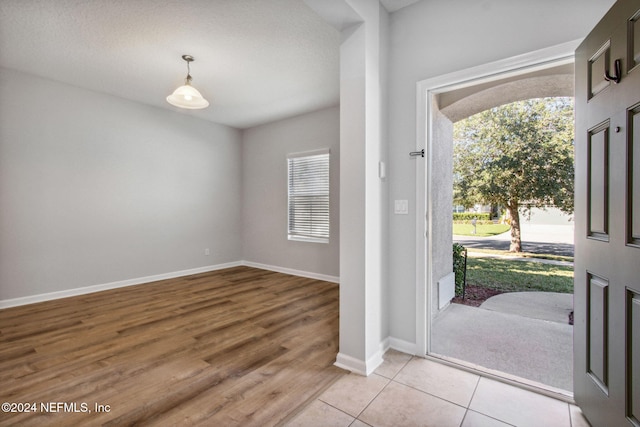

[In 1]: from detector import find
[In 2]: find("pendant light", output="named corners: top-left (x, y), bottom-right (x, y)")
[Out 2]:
top-left (166, 55), bottom-right (209, 109)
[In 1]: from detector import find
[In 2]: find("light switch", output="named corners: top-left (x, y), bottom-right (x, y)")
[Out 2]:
top-left (378, 161), bottom-right (386, 179)
top-left (394, 200), bottom-right (408, 214)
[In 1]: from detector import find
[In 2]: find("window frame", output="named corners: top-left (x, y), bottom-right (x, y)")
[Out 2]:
top-left (286, 148), bottom-right (330, 244)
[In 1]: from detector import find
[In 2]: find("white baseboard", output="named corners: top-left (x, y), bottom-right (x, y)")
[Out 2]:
top-left (0, 261), bottom-right (243, 309)
top-left (334, 352), bottom-right (367, 376)
top-left (242, 260), bottom-right (339, 283)
top-left (0, 261), bottom-right (340, 309)
top-left (335, 339), bottom-right (417, 376)
top-left (367, 349), bottom-right (385, 375)
top-left (380, 337), bottom-right (391, 354)
top-left (387, 336), bottom-right (418, 356)
top-left (334, 347), bottom-right (385, 376)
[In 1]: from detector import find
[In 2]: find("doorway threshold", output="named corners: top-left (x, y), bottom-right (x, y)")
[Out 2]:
top-left (425, 352), bottom-right (574, 404)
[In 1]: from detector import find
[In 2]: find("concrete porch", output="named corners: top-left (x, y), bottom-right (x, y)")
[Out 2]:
top-left (431, 292), bottom-right (574, 392)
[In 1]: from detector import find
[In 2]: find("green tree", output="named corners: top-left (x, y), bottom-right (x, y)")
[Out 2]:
top-left (453, 97), bottom-right (574, 252)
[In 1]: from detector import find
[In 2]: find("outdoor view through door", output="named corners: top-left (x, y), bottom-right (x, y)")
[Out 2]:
top-left (416, 36), bottom-right (578, 399)
top-left (433, 97), bottom-right (576, 394)
top-left (414, 2), bottom-right (639, 424)
top-left (426, 2), bottom-right (640, 424)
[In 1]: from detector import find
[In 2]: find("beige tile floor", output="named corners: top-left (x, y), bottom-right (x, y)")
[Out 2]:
top-left (286, 350), bottom-right (591, 427)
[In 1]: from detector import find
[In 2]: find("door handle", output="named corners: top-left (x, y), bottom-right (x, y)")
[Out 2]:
top-left (604, 59), bottom-right (622, 84)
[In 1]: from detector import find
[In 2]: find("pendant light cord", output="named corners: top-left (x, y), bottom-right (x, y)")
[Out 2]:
top-left (185, 60), bottom-right (192, 84)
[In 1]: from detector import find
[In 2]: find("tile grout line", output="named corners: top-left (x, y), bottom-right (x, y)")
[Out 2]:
top-left (333, 353), bottom-right (571, 427)
top-left (458, 375), bottom-right (483, 427)
top-left (313, 354), bottom-right (414, 425)
top-left (361, 356), bottom-right (473, 423)
top-left (352, 373), bottom-right (393, 422)
top-left (315, 398), bottom-right (359, 424)
top-left (467, 374), bottom-right (482, 409)
top-left (389, 363), bottom-right (477, 411)
top-left (463, 409), bottom-right (519, 427)
top-left (388, 355), bottom-right (414, 381)
top-left (389, 355), bottom-right (483, 414)
top-left (349, 417), bottom-right (373, 427)
top-left (320, 354), bottom-right (506, 426)
top-left (344, 354), bottom-right (415, 423)
top-left (391, 379), bottom-right (471, 410)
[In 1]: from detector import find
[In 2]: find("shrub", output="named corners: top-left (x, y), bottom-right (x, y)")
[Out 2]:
top-left (453, 212), bottom-right (491, 222)
top-left (453, 243), bottom-right (467, 297)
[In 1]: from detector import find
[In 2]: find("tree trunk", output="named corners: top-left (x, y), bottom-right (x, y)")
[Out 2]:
top-left (507, 201), bottom-right (522, 252)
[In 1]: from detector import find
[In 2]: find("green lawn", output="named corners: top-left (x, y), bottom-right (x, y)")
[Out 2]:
top-left (467, 248), bottom-right (573, 262)
top-left (465, 257), bottom-right (574, 294)
top-left (453, 223), bottom-right (510, 237)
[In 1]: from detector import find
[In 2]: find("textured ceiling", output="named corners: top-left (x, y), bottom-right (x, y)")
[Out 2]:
top-left (0, 0), bottom-right (346, 129)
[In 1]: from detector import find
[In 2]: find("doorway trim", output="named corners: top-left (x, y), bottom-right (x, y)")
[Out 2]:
top-left (415, 39), bottom-right (582, 357)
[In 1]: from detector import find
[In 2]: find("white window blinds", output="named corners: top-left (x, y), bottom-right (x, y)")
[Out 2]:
top-left (287, 149), bottom-right (330, 243)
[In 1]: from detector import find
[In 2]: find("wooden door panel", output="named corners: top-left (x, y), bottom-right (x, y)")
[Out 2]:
top-left (589, 42), bottom-right (612, 98)
top-left (628, 288), bottom-right (640, 424)
top-left (575, 1), bottom-right (640, 426)
top-left (616, 2), bottom-right (640, 110)
top-left (588, 122), bottom-right (610, 240)
top-left (630, 10), bottom-right (640, 69)
top-left (587, 273), bottom-right (609, 394)
top-left (628, 104), bottom-right (640, 246)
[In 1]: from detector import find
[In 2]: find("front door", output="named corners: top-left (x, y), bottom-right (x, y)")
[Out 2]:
top-left (574, 0), bottom-right (640, 425)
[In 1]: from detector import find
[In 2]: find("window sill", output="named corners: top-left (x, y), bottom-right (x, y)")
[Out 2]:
top-left (288, 235), bottom-right (329, 244)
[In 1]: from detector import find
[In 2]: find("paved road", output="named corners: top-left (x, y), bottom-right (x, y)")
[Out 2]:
top-left (454, 224), bottom-right (574, 257)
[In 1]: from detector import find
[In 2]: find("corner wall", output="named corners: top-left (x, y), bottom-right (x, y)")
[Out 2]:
top-left (241, 106), bottom-right (340, 280)
top-left (0, 68), bottom-right (243, 302)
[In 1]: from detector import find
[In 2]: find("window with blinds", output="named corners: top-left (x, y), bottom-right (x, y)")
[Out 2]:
top-left (287, 149), bottom-right (330, 243)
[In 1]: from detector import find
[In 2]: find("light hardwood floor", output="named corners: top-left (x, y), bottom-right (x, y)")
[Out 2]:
top-left (0, 266), bottom-right (345, 426)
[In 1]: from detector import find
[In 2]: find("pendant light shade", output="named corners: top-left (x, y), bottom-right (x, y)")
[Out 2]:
top-left (167, 55), bottom-right (209, 109)
top-left (167, 84), bottom-right (209, 109)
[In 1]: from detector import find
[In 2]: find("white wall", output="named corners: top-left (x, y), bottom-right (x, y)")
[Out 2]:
top-left (306, 0), bottom-right (390, 374)
top-left (337, 16), bottom-right (369, 369)
top-left (0, 68), bottom-right (243, 302)
top-left (241, 106), bottom-right (340, 279)
top-left (336, 0), bottom-right (389, 374)
top-left (386, 0), bottom-right (616, 345)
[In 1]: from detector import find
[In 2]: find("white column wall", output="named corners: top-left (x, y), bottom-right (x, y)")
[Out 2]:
top-left (307, 0), bottom-right (389, 375)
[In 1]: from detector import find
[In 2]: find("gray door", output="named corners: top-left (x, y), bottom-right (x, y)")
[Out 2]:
top-left (574, 1), bottom-right (640, 425)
